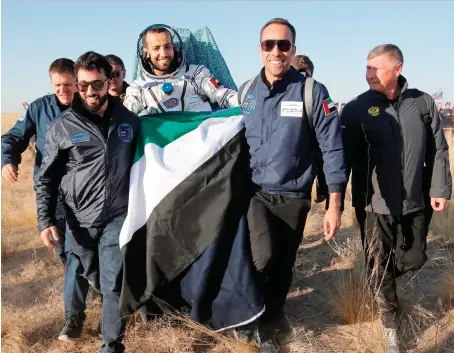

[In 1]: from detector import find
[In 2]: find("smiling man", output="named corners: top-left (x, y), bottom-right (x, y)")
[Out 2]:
top-left (235, 18), bottom-right (347, 352)
top-left (35, 51), bottom-right (139, 353)
top-left (124, 24), bottom-right (238, 116)
top-left (341, 44), bottom-right (452, 353)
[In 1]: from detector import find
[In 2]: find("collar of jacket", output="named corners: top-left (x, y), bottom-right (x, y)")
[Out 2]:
top-left (71, 93), bottom-right (117, 122)
top-left (258, 66), bottom-right (302, 91)
top-left (368, 75), bottom-right (409, 101)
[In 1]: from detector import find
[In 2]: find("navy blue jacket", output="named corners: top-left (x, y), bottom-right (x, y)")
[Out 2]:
top-left (1, 94), bottom-right (69, 181)
top-left (240, 67), bottom-right (347, 198)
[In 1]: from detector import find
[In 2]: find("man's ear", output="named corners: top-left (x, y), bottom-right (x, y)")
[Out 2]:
top-left (142, 48), bottom-right (149, 59)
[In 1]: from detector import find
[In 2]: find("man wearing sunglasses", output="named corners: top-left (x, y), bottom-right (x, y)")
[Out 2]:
top-left (105, 54), bottom-right (130, 102)
top-left (124, 25), bottom-right (238, 116)
top-left (35, 51), bottom-right (139, 353)
top-left (236, 18), bottom-right (347, 352)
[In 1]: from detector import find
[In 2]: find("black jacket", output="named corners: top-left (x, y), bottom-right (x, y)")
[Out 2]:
top-left (36, 94), bottom-right (139, 231)
top-left (341, 76), bottom-right (452, 216)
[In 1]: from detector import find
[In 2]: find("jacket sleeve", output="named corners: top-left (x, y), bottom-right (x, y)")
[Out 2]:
top-left (123, 84), bottom-right (147, 116)
top-left (1, 106), bottom-right (37, 168)
top-left (312, 82), bottom-right (347, 193)
top-left (193, 65), bottom-right (239, 108)
top-left (426, 97), bottom-right (452, 199)
top-left (35, 122), bottom-right (64, 232)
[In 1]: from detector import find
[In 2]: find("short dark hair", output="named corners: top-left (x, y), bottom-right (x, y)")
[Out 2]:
top-left (74, 51), bottom-right (112, 79)
top-left (260, 18), bottom-right (296, 43)
top-left (142, 26), bottom-right (172, 47)
top-left (105, 54), bottom-right (125, 70)
top-left (48, 58), bottom-right (75, 76)
top-left (291, 55), bottom-right (314, 76)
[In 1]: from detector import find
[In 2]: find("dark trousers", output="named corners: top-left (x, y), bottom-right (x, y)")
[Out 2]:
top-left (247, 191), bottom-right (311, 321)
top-left (67, 216), bottom-right (126, 353)
top-left (54, 202), bottom-right (67, 265)
top-left (358, 208), bottom-right (433, 327)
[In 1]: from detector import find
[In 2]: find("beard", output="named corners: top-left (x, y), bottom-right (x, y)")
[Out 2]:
top-left (81, 92), bottom-right (108, 114)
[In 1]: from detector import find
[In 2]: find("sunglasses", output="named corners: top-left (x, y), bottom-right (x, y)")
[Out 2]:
top-left (77, 79), bottom-right (109, 92)
top-left (111, 70), bottom-right (124, 79)
top-left (260, 39), bottom-right (294, 52)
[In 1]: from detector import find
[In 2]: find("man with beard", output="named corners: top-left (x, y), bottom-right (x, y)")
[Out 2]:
top-left (105, 54), bottom-right (129, 102)
top-left (124, 24), bottom-right (238, 116)
top-left (1, 58), bottom-right (96, 342)
top-left (35, 51), bottom-right (139, 353)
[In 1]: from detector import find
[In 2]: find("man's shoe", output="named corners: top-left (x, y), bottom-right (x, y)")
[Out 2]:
top-left (58, 312), bottom-right (86, 341)
top-left (259, 333), bottom-right (281, 353)
top-left (385, 328), bottom-right (400, 353)
top-left (233, 325), bottom-right (260, 344)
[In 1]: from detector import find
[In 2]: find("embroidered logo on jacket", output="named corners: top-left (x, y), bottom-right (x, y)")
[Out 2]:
top-left (118, 123), bottom-right (133, 143)
top-left (242, 94), bottom-right (257, 115)
top-left (70, 132), bottom-right (90, 144)
top-left (163, 98), bottom-right (180, 109)
top-left (368, 106), bottom-right (380, 117)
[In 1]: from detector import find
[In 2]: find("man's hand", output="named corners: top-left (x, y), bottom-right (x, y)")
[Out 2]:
top-left (2, 163), bottom-right (18, 183)
top-left (431, 197), bottom-right (448, 211)
top-left (324, 192), bottom-right (342, 241)
top-left (40, 226), bottom-right (59, 248)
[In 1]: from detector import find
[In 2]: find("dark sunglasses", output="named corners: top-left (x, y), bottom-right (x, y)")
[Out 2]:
top-left (77, 79), bottom-right (109, 92)
top-left (111, 70), bottom-right (123, 79)
top-left (260, 39), bottom-right (294, 52)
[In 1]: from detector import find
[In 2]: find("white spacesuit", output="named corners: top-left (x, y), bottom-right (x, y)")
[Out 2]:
top-left (124, 27), bottom-right (238, 116)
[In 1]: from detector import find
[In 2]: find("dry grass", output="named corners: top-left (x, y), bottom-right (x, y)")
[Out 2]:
top-left (2, 113), bottom-right (454, 352)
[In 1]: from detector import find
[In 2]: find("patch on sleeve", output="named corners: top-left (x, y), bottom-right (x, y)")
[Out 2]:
top-left (209, 77), bottom-right (220, 89)
top-left (18, 113), bottom-right (26, 122)
top-left (322, 98), bottom-right (337, 116)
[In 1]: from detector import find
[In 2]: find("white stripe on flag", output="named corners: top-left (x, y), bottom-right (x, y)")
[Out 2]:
top-left (119, 115), bottom-right (244, 249)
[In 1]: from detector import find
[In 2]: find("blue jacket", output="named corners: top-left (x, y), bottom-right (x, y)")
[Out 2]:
top-left (240, 67), bottom-right (347, 198)
top-left (1, 94), bottom-right (69, 181)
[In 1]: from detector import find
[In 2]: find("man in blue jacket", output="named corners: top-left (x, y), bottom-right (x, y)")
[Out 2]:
top-left (1, 59), bottom-right (94, 342)
top-left (236, 18), bottom-right (347, 352)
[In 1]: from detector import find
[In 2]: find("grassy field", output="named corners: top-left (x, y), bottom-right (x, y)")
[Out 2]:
top-left (2, 112), bottom-right (454, 352)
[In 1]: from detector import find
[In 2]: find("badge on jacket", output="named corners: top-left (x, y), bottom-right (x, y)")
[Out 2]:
top-left (322, 98), bottom-right (337, 116)
top-left (281, 101), bottom-right (303, 117)
top-left (118, 124), bottom-right (133, 143)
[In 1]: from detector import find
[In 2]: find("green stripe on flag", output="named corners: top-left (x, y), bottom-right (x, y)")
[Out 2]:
top-left (133, 107), bottom-right (242, 163)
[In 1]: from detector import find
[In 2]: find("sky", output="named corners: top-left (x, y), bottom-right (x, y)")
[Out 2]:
top-left (1, 0), bottom-right (453, 112)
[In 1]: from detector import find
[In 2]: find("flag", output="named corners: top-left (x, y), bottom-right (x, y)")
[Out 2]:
top-left (322, 97), bottom-right (337, 116)
top-left (119, 107), bottom-right (264, 331)
top-left (432, 88), bottom-right (443, 100)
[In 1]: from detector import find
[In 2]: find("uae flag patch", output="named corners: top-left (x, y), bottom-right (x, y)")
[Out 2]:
top-left (209, 77), bottom-right (220, 89)
top-left (322, 98), bottom-right (337, 116)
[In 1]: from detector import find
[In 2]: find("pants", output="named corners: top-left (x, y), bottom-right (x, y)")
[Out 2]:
top-left (67, 216), bottom-right (126, 353)
top-left (247, 191), bottom-right (311, 321)
top-left (63, 229), bottom-right (91, 316)
top-left (359, 208), bottom-right (433, 327)
top-left (54, 202), bottom-right (67, 265)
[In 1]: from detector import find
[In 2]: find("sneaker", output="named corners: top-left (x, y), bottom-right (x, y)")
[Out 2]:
top-left (58, 312), bottom-right (86, 341)
top-left (259, 335), bottom-right (281, 353)
top-left (385, 328), bottom-right (400, 353)
top-left (233, 325), bottom-right (260, 344)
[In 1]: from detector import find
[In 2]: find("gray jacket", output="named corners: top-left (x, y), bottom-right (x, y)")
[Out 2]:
top-left (341, 76), bottom-right (452, 216)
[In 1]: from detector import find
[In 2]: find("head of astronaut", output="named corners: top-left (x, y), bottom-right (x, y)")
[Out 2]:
top-left (141, 26), bottom-right (178, 76)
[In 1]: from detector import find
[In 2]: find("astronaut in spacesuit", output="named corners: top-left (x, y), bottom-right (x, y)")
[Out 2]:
top-left (124, 24), bottom-right (238, 116)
